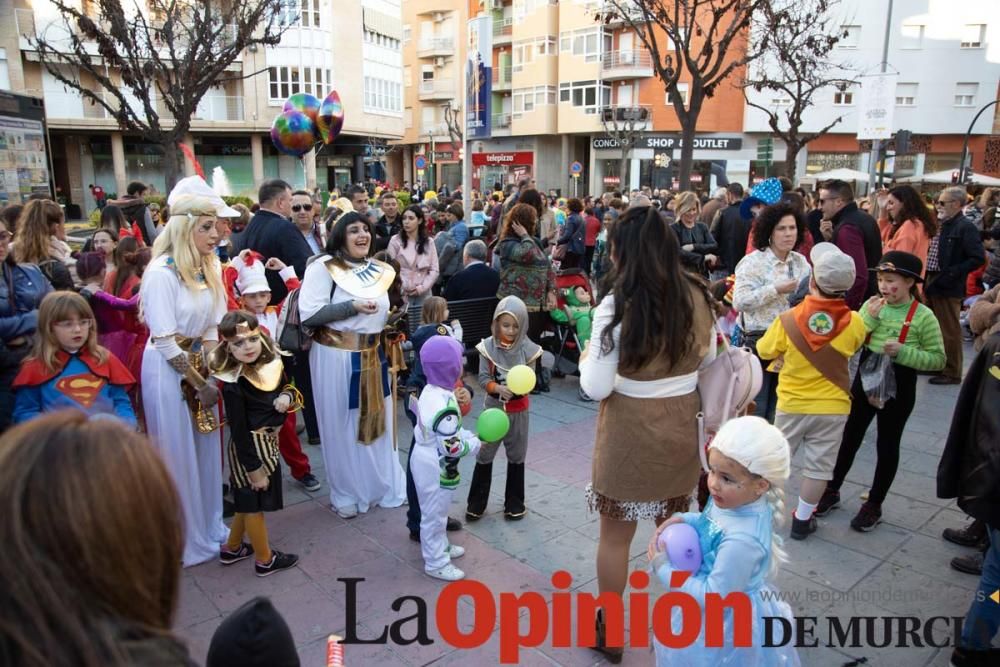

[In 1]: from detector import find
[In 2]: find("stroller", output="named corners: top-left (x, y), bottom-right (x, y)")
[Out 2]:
top-left (548, 268), bottom-right (593, 378)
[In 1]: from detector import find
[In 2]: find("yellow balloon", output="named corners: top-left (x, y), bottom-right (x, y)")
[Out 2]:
top-left (506, 364), bottom-right (536, 395)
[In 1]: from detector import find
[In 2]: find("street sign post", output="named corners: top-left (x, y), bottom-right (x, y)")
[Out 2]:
top-left (569, 161), bottom-right (583, 196)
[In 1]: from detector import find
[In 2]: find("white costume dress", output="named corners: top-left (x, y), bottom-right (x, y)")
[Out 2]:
top-left (299, 255), bottom-right (407, 513)
top-left (140, 255), bottom-right (228, 567)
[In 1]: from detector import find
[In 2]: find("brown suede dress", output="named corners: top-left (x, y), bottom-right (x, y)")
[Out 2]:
top-left (586, 283), bottom-right (715, 521)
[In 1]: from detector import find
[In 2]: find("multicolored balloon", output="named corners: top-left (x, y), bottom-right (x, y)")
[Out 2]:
top-left (283, 93), bottom-right (321, 125)
top-left (270, 110), bottom-right (316, 157)
top-left (316, 89), bottom-right (345, 145)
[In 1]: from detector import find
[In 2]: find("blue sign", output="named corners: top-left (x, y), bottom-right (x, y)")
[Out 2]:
top-left (570, 161), bottom-right (583, 174)
top-left (415, 155), bottom-right (428, 170)
top-left (466, 15), bottom-right (493, 139)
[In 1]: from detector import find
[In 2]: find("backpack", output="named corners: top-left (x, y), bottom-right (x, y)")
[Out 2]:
top-left (696, 329), bottom-right (763, 471)
top-left (275, 287), bottom-right (312, 353)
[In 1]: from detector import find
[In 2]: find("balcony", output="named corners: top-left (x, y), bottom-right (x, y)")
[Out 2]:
top-left (491, 112), bottom-right (512, 136)
top-left (492, 66), bottom-right (512, 91)
top-left (493, 18), bottom-right (513, 45)
top-left (600, 104), bottom-right (652, 129)
top-left (601, 50), bottom-right (654, 80)
top-left (417, 37), bottom-right (454, 58)
top-left (419, 78), bottom-right (456, 101)
top-left (420, 122), bottom-right (449, 138)
top-left (594, 3), bottom-right (647, 27)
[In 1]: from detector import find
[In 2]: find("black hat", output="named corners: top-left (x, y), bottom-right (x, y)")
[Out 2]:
top-left (871, 250), bottom-right (924, 283)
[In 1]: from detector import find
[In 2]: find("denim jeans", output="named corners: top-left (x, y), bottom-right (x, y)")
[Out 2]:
top-left (960, 527), bottom-right (1000, 650)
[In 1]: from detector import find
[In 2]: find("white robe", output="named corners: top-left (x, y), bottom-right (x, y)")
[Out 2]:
top-left (140, 255), bottom-right (228, 567)
top-left (299, 256), bottom-right (407, 513)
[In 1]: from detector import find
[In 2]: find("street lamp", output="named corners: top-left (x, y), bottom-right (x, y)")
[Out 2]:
top-left (958, 99), bottom-right (999, 185)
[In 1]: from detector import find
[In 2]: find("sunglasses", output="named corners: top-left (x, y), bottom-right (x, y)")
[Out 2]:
top-left (292, 204), bottom-right (313, 212)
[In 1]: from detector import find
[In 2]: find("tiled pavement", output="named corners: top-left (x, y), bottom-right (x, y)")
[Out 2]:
top-left (176, 354), bottom-right (982, 666)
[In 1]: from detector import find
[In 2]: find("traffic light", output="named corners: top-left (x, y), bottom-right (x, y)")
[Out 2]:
top-left (894, 130), bottom-right (911, 155)
top-left (951, 171), bottom-right (959, 184)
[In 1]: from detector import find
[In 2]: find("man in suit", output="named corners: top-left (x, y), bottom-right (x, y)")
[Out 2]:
top-left (444, 240), bottom-right (500, 301)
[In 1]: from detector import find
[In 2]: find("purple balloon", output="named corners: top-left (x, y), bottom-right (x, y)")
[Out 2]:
top-left (656, 522), bottom-right (702, 572)
top-left (316, 89), bottom-right (345, 144)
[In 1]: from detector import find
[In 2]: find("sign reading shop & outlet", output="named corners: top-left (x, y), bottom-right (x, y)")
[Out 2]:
top-left (592, 135), bottom-right (744, 151)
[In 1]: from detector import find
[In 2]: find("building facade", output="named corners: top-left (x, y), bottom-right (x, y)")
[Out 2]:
top-left (743, 0), bottom-right (1000, 185)
top-left (0, 0), bottom-right (404, 211)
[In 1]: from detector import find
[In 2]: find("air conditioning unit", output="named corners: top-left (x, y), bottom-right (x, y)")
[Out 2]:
top-left (435, 57), bottom-right (446, 68)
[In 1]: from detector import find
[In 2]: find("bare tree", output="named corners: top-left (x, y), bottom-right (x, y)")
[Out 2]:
top-left (600, 0), bottom-right (790, 190)
top-left (443, 102), bottom-right (463, 150)
top-left (742, 0), bottom-right (855, 178)
top-left (600, 106), bottom-right (650, 189)
top-left (30, 0), bottom-right (287, 190)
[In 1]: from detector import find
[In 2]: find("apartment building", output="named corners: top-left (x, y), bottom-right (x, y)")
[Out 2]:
top-left (744, 0), bottom-right (1000, 183)
top-left (0, 0), bottom-right (403, 209)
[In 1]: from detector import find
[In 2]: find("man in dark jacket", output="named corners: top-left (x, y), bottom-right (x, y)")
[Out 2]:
top-left (234, 179), bottom-right (310, 304)
top-left (926, 186), bottom-right (987, 384)
top-left (374, 192), bottom-right (401, 252)
top-left (709, 182), bottom-right (750, 278)
top-left (818, 179), bottom-right (882, 309)
top-left (444, 240), bottom-right (500, 301)
top-left (937, 332), bottom-right (1000, 664)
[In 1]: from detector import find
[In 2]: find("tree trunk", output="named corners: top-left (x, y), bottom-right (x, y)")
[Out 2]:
top-left (620, 147), bottom-right (630, 191)
top-left (162, 137), bottom-right (182, 193)
top-left (677, 116), bottom-right (698, 191)
top-left (784, 142), bottom-right (801, 180)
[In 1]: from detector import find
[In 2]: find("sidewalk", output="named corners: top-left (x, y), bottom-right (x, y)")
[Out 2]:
top-left (175, 355), bottom-right (978, 666)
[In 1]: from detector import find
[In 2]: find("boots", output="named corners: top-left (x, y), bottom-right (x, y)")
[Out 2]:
top-left (531, 359), bottom-right (550, 394)
top-left (504, 462), bottom-right (527, 520)
top-left (465, 462), bottom-right (492, 521)
top-left (591, 608), bottom-right (623, 664)
top-left (943, 518), bottom-right (988, 548)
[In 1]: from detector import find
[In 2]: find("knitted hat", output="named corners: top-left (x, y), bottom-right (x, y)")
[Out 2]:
top-left (206, 597), bottom-right (299, 667)
top-left (871, 250), bottom-right (924, 283)
top-left (739, 177), bottom-right (783, 220)
top-left (234, 251), bottom-right (270, 295)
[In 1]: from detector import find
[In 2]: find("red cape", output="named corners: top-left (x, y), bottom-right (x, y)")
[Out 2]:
top-left (13, 348), bottom-right (136, 389)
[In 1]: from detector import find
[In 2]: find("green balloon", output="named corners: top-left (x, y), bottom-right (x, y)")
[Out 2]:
top-left (477, 408), bottom-right (510, 443)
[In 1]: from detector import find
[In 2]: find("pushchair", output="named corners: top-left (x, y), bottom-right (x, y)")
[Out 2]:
top-left (547, 268), bottom-right (593, 377)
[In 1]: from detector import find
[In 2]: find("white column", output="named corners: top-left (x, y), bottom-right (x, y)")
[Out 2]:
top-left (629, 157), bottom-right (641, 191)
top-left (304, 148), bottom-right (317, 190)
top-left (250, 135), bottom-right (265, 189)
top-left (110, 132), bottom-right (127, 195)
top-left (182, 134), bottom-right (196, 177)
top-left (561, 134), bottom-right (570, 196)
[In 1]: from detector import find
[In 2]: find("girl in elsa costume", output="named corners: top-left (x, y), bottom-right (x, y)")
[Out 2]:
top-left (648, 416), bottom-right (800, 666)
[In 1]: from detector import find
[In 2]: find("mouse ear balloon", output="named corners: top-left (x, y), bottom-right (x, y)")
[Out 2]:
top-left (270, 110), bottom-right (316, 158)
top-left (317, 89), bottom-right (345, 145)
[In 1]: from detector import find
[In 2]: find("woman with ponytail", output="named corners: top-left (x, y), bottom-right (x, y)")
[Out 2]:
top-left (648, 416), bottom-right (800, 666)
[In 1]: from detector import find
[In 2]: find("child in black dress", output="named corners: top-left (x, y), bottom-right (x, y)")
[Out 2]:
top-left (210, 310), bottom-right (300, 577)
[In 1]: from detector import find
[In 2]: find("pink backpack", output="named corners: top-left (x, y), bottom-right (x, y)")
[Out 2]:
top-left (696, 330), bottom-right (763, 471)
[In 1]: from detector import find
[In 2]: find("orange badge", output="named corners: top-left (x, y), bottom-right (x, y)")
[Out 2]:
top-left (55, 373), bottom-right (107, 408)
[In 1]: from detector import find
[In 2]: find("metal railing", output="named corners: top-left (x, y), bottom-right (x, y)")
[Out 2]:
top-left (417, 37), bottom-right (454, 56)
top-left (492, 67), bottom-right (513, 86)
top-left (601, 49), bottom-right (653, 71)
top-left (493, 18), bottom-right (513, 38)
top-left (419, 78), bottom-right (456, 97)
top-left (492, 113), bottom-right (512, 128)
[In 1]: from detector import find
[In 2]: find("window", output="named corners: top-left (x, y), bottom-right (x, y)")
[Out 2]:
top-left (404, 107), bottom-right (413, 129)
top-left (895, 82), bottom-right (917, 106)
top-left (512, 85), bottom-right (556, 117)
top-left (268, 66), bottom-right (332, 101)
top-left (364, 29), bottom-right (400, 50)
top-left (403, 25), bottom-right (411, 44)
top-left (558, 80), bottom-right (611, 113)
top-left (512, 36), bottom-right (556, 72)
top-left (404, 66), bottom-right (412, 87)
top-left (513, 0), bottom-right (557, 22)
top-left (364, 76), bottom-right (403, 113)
top-left (954, 82), bottom-right (978, 107)
top-left (838, 25), bottom-right (860, 49)
top-left (0, 48), bottom-right (9, 91)
top-left (666, 83), bottom-right (690, 106)
top-left (560, 28), bottom-right (604, 63)
top-left (960, 24), bottom-right (985, 48)
top-left (833, 90), bottom-right (854, 106)
top-left (279, 0), bottom-right (320, 28)
top-left (899, 24), bottom-right (924, 49)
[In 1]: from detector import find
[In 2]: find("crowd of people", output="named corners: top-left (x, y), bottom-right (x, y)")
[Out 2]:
top-left (1, 170), bottom-right (999, 666)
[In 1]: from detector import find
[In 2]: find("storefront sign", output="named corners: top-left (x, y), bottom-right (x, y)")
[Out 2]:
top-left (433, 151), bottom-right (455, 161)
top-left (471, 151), bottom-right (534, 166)
top-left (592, 135), bottom-right (744, 151)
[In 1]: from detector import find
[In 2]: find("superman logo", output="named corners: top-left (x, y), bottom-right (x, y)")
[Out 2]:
top-left (55, 373), bottom-right (107, 408)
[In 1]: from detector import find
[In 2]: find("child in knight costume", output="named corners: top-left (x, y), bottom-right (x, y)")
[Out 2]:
top-left (467, 295), bottom-right (542, 521)
top-left (210, 310), bottom-right (301, 577)
top-left (410, 335), bottom-right (481, 581)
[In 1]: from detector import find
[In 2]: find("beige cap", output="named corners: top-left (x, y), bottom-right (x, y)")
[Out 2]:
top-left (810, 242), bottom-right (856, 294)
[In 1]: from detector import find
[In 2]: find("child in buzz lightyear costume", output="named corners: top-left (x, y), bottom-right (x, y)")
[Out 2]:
top-left (409, 335), bottom-right (481, 581)
top-left (550, 285), bottom-right (594, 342)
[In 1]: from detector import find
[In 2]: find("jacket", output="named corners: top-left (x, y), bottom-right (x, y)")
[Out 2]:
top-left (234, 209), bottom-right (314, 304)
top-left (830, 202), bottom-right (882, 308)
top-left (925, 213), bottom-right (986, 299)
top-left (937, 333), bottom-right (1000, 529)
top-left (495, 236), bottom-right (556, 312)
top-left (0, 262), bottom-right (51, 344)
top-left (444, 261), bottom-right (501, 301)
top-left (878, 217), bottom-right (931, 278)
top-left (375, 214), bottom-right (401, 252)
top-left (387, 233), bottom-right (439, 297)
top-left (711, 203), bottom-right (751, 273)
top-left (558, 213), bottom-right (586, 256)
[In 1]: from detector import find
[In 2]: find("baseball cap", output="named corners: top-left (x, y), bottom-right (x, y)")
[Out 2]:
top-left (810, 242), bottom-right (856, 295)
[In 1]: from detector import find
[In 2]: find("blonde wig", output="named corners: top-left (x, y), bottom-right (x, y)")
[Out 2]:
top-left (151, 194), bottom-right (225, 304)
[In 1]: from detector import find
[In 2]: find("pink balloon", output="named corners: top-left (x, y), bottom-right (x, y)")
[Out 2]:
top-left (656, 522), bottom-right (702, 572)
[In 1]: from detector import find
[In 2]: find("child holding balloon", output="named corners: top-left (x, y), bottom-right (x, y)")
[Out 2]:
top-left (467, 296), bottom-right (540, 521)
top-left (647, 417), bottom-right (800, 667)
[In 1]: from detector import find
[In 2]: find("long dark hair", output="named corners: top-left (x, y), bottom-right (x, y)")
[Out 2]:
top-left (400, 205), bottom-right (430, 254)
top-left (518, 189), bottom-right (545, 218)
top-left (601, 206), bottom-right (707, 372)
top-left (325, 211), bottom-right (375, 263)
top-left (887, 185), bottom-right (938, 239)
top-left (99, 205), bottom-right (128, 235)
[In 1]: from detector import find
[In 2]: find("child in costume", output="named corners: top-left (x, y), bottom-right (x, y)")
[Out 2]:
top-left (13, 291), bottom-right (136, 427)
top-left (550, 284), bottom-right (594, 342)
top-left (209, 310), bottom-right (301, 577)
top-left (410, 335), bottom-right (480, 580)
top-left (225, 250), bottom-right (320, 493)
top-left (649, 417), bottom-right (800, 667)
top-left (467, 295), bottom-right (541, 521)
top-left (820, 251), bottom-right (945, 531)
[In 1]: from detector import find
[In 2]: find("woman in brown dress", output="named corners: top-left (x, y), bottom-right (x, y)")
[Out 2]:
top-left (579, 205), bottom-right (716, 662)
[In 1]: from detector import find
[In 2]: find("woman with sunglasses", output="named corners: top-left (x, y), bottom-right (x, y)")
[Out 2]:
top-left (0, 213), bottom-right (51, 432)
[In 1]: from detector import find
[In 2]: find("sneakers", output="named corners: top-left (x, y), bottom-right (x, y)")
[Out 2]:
top-left (814, 488), bottom-right (841, 517)
top-left (943, 520), bottom-right (987, 548)
top-left (425, 562), bottom-right (466, 581)
top-left (951, 552), bottom-right (985, 576)
top-left (790, 512), bottom-right (817, 540)
top-left (255, 550), bottom-right (299, 577)
top-left (446, 544), bottom-right (465, 559)
top-left (220, 542), bottom-right (254, 565)
top-left (335, 503), bottom-right (358, 519)
top-left (850, 502), bottom-right (882, 532)
top-left (297, 473), bottom-right (321, 492)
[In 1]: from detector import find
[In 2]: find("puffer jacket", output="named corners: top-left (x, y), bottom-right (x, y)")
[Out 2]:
top-left (0, 261), bottom-right (51, 345)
